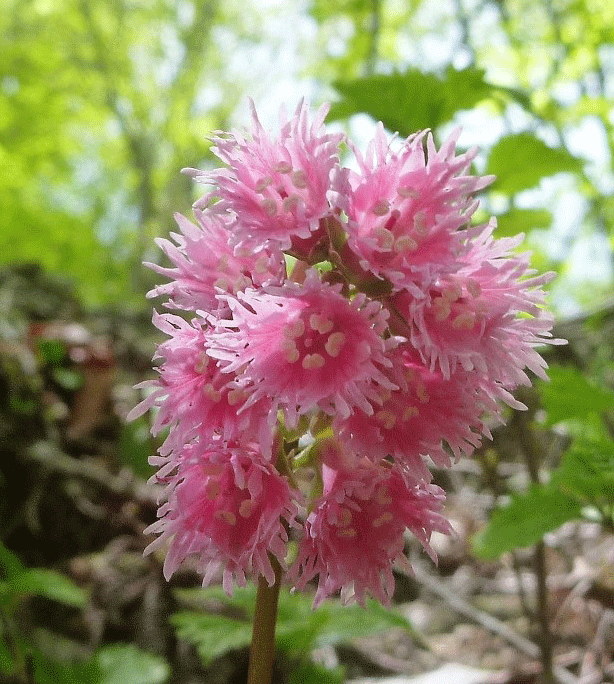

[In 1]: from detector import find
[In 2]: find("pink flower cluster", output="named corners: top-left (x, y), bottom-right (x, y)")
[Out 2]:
top-left (131, 100), bottom-right (560, 607)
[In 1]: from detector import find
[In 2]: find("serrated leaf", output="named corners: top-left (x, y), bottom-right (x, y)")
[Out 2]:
top-left (539, 365), bottom-right (614, 425)
top-left (330, 66), bottom-right (496, 135)
top-left (170, 611), bottom-right (252, 665)
top-left (313, 599), bottom-right (416, 647)
top-left (494, 208), bottom-right (552, 237)
top-left (11, 568), bottom-right (88, 608)
top-left (96, 645), bottom-right (169, 684)
top-left (553, 435), bottom-right (614, 507)
top-left (472, 484), bottom-right (583, 559)
top-left (173, 585), bottom-right (418, 663)
top-left (486, 133), bottom-right (582, 194)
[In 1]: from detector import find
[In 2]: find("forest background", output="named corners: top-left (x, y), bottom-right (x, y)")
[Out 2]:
top-left (1, 0), bottom-right (614, 683)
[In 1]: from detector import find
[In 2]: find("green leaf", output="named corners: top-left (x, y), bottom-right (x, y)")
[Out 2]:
top-left (37, 339), bottom-right (66, 365)
top-left (32, 651), bottom-right (101, 684)
top-left (486, 133), bottom-right (583, 195)
top-left (0, 542), bottom-right (24, 580)
top-left (330, 66), bottom-right (496, 135)
top-left (0, 632), bottom-right (14, 675)
top-left (170, 611), bottom-right (252, 665)
top-left (96, 644), bottom-right (169, 684)
top-left (11, 569), bottom-right (88, 608)
top-left (173, 585), bottom-right (418, 664)
top-left (312, 599), bottom-right (416, 647)
top-left (494, 208), bottom-right (552, 238)
top-left (119, 418), bottom-right (154, 479)
top-left (472, 484), bottom-right (583, 559)
top-left (538, 365), bottom-right (614, 425)
top-left (553, 435), bottom-right (614, 508)
top-left (288, 659), bottom-right (345, 684)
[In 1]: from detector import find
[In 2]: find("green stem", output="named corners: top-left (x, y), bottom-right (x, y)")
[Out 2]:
top-left (247, 555), bottom-right (283, 684)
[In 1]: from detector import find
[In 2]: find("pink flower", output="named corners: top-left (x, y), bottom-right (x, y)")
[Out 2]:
top-left (289, 459), bottom-right (452, 607)
top-left (127, 311), bottom-right (272, 452)
top-left (146, 211), bottom-right (285, 313)
top-left (344, 126), bottom-right (493, 292)
top-left (189, 100), bottom-right (343, 254)
top-left (132, 99), bottom-right (563, 603)
top-left (396, 222), bottom-right (562, 386)
top-left (145, 442), bottom-right (301, 594)
top-left (205, 269), bottom-right (399, 427)
top-left (335, 344), bottom-right (501, 479)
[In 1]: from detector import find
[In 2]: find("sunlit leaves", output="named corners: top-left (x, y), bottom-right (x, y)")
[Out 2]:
top-left (494, 208), bottom-right (553, 238)
top-left (538, 364), bottom-right (614, 426)
top-left (473, 432), bottom-right (614, 559)
top-left (330, 66), bottom-right (500, 135)
top-left (472, 485), bottom-right (583, 559)
top-left (485, 133), bottom-right (583, 195)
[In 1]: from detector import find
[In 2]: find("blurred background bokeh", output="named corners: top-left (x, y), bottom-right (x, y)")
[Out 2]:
top-left (1, 1), bottom-right (613, 683)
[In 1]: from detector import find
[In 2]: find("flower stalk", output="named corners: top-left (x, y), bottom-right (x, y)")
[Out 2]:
top-left (247, 556), bottom-right (283, 684)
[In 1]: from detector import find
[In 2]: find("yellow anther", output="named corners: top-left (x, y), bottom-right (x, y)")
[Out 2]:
top-left (194, 353), bottom-right (210, 373)
top-left (335, 508), bottom-right (353, 527)
top-left (433, 297), bottom-right (451, 322)
top-left (395, 236), bottom-right (418, 252)
top-left (402, 405), bottom-right (419, 421)
top-left (397, 185), bottom-right (419, 199)
top-left (215, 510), bottom-right (237, 525)
top-left (371, 198), bottom-right (390, 216)
top-left (466, 278), bottom-right (481, 298)
top-left (205, 480), bottom-right (221, 499)
top-left (452, 312), bottom-right (476, 330)
top-left (281, 339), bottom-right (300, 363)
top-left (442, 282), bottom-right (463, 301)
top-left (239, 499), bottom-right (257, 518)
top-left (309, 313), bottom-right (334, 334)
top-left (282, 194), bottom-right (300, 212)
top-left (413, 211), bottom-right (428, 235)
top-left (372, 513), bottom-right (394, 528)
top-left (203, 384), bottom-right (222, 402)
top-left (227, 388), bottom-right (246, 406)
top-left (261, 198), bottom-right (277, 216)
top-left (254, 176), bottom-right (271, 192)
top-left (376, 410), bottom-right (396, 430)
top-left (325, 332), bottom-right (346, 358)
top-left (375, 486), bottom-right (393, 505)
top-left (302, 353), bottom-right (325, 370)
top-left (291, 170), bottom-right (307, 188)
top-left (415, 382), bottom-right (429, 404)
top-left (284, 319), bottom-right (306, 338)
top-left (213, 277), bottom-right (230, 291)
top-left (374, 226), bottom-right (394, 249)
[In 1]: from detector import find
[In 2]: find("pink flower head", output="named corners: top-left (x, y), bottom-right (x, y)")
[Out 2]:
top-left (289, 459), bottom-right (452, 607)
top-left (205, 269), bottom-right (399, 427)
top-left (133, 99), bottom-right (563, 605)
top-left (344, 125), bottom-right (493, 292)
top-left (398, 222), bottom-right (562, 386)
top-left (335, 344), bottom-right (500, 479)
top-left (146, 442), bottom-right (300, 594)
top-left (190, 100), bottom-right (343, 254)
top-left (127, 311), bottom-right (272, 451)
top-left (146, 211), bottom-right (285, 313)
